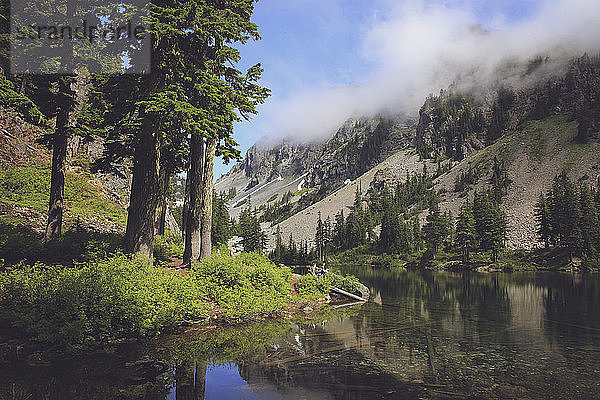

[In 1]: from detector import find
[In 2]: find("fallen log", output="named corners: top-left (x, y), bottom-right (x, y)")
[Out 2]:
top-left (330, 286), bottom-right (367, 302)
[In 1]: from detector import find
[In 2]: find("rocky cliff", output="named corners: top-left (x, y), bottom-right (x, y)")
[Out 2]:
top-left (215, 114), bottom-right (416, 218)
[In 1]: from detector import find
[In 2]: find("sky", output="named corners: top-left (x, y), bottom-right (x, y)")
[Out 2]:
top-left (215, 0), bottom-right (600, 179)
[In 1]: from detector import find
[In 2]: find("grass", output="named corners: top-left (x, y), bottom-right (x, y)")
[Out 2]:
top-left (521, 114), bottom-right (597, 175)
top-left (0, 164), bottom-right (126, 227)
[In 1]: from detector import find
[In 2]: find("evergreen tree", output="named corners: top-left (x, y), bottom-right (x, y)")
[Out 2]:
top-left (490, 156), bottom-right (509, 204)
top-left (333, 210), bottom-right (346, 250)
top-left (473, 191), bottom-right (507, 262)
top-left (90, 0), bottom-right (269, 260)
top-left (212, 191), bottom-right (232, 246)
top-left (534, 193), bottom-right (552, 248)
top-left (315, 212), bottom-right (325, 262)
top-left (455, 202), bottom-right (476, 263)
top-left (270, 224), bottom-right (285, 263)
top-left (423, 202), bottom-right (451, 255)
top-left (238, 208), bottom-right (266, 253)
top-left (324, 216), bottom-right (332, 260)
top-left (536, 173), bottom-right (600, 259)
top-left (412, 217), bottom-right (423, 251)
top-left (346, 187), bottom-right (367, 247)
top-left (579, 184), bottom-right (600, 254)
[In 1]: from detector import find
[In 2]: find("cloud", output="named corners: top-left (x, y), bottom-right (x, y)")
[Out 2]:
top-left (262, 0), bottom-right (600, 141)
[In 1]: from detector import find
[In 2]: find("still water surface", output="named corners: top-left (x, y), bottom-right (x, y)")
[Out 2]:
top-left (2, 268), bottom-right (600, 399)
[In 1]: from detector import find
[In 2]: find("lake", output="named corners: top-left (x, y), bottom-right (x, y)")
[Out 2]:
top-left (2, 267), bottom-right (600, 399)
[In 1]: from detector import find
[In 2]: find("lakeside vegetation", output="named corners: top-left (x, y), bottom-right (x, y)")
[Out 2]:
top-left (262, 165), bottom-right (600, 271)
top-left (0, 250), bottom-right (338, 353)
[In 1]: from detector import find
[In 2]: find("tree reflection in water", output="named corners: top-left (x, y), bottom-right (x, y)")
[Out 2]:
top-left (1, 270), bottom-right (600, 399)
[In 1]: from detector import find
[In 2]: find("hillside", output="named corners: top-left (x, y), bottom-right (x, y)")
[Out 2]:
top-left (0, 108), bottom-right (130, 233)
top-left (218, 54), bottom-right (600, 252)
top-left (215, 114), bottom-right (416, 219)
top-left (262, 150), bottom-right (438, 249)
top-left (434, 114), bottom-right (600, 249)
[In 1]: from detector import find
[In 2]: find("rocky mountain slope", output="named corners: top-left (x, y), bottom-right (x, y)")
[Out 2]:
top-left (219, 54), bottom-right (600, 251)
top-left (215, 114), bottom-right (416, 218)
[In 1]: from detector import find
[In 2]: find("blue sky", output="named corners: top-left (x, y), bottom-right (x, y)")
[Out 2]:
top-left (215, 0), bottom-right (598, 178)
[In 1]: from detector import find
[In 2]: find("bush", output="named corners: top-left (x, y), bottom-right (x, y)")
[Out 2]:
top-left (295, 274), bottom-right (331, 299)
top-left (0, 251), bottom-right (341, 351)
top-left (0, 254), bottom-right (207, 350)
top-left (327, 272), bottom-right (360, 293)
top-left (153, 231), bottom-right (184, 263)
top-left (0, 223), bottom-right (123, 265)
top-left (191, 252), bottom-right (293, 320)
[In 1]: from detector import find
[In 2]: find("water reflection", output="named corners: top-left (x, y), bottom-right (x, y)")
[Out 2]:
top-left (2, 270), bottom-right (600, 399)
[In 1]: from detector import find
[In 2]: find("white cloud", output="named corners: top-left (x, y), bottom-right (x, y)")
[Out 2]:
top-left (262, 0), bottom-right (600, 141)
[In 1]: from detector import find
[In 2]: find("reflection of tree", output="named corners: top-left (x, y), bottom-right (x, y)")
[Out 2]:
top-left (542, 274), bottom-right (600, 371)
top-left (174, 360), bottom-right (206, 400)
top-left (336, 266), bottom-right (515, 392)
top-left (0, 322), bottom-right (287, 400)
top-left (0, 351), bottom-right (172, 400)
top-left (454, 273), bottom-right (512, 344)
top-left (194, 361), bottom-right (207, 400)
top-left (4, 273), bottom-right (599, 399)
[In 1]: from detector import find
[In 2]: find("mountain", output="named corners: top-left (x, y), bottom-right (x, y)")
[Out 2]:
top-left (215, 114), bottom-right (416, 219)
top-left (217, 54), bottom-right (600, 251)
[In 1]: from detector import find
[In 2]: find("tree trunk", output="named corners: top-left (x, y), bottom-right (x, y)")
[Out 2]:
top-left (199, 138), bottom-right (216, 259)
top-left (124, 127), bottom-right (160, 258)
top-left (155, 168), bottom-right (169, 236)
top-left (194, 361), bottom-right (207, 400)
top-left (44, 111), bottom-right (68, 241)
top-left (175, 361), bottom-right (195, 400)
top-left (45, 0), bottom-right (76, 242)
top-left (183, 134), bottom-right (204, 265)
top-left (182, 167), bottom-right (190, 240)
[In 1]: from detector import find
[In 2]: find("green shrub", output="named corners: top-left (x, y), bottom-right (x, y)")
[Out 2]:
top-left (295, 274), bottom-right (331, 299)
top-left (0, 251), bottom-right (347, 351)
top-left (327, 272), bottom-right (360, 293)
top-left (0, 254), bottom-right (208, 350)
top-left (191, 252), bottom-right (292, 320)
top-left (153, 231), bottom-right (184, 263)
top-left (0, 223), bottom-right (122, 265)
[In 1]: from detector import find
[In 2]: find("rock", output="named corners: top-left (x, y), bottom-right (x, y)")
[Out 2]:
top-left (356, 282), bottom-right (370, 301)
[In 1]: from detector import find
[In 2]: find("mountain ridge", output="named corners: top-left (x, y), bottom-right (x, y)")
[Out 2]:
top-left (217, 54), bottom-right (600, 251)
